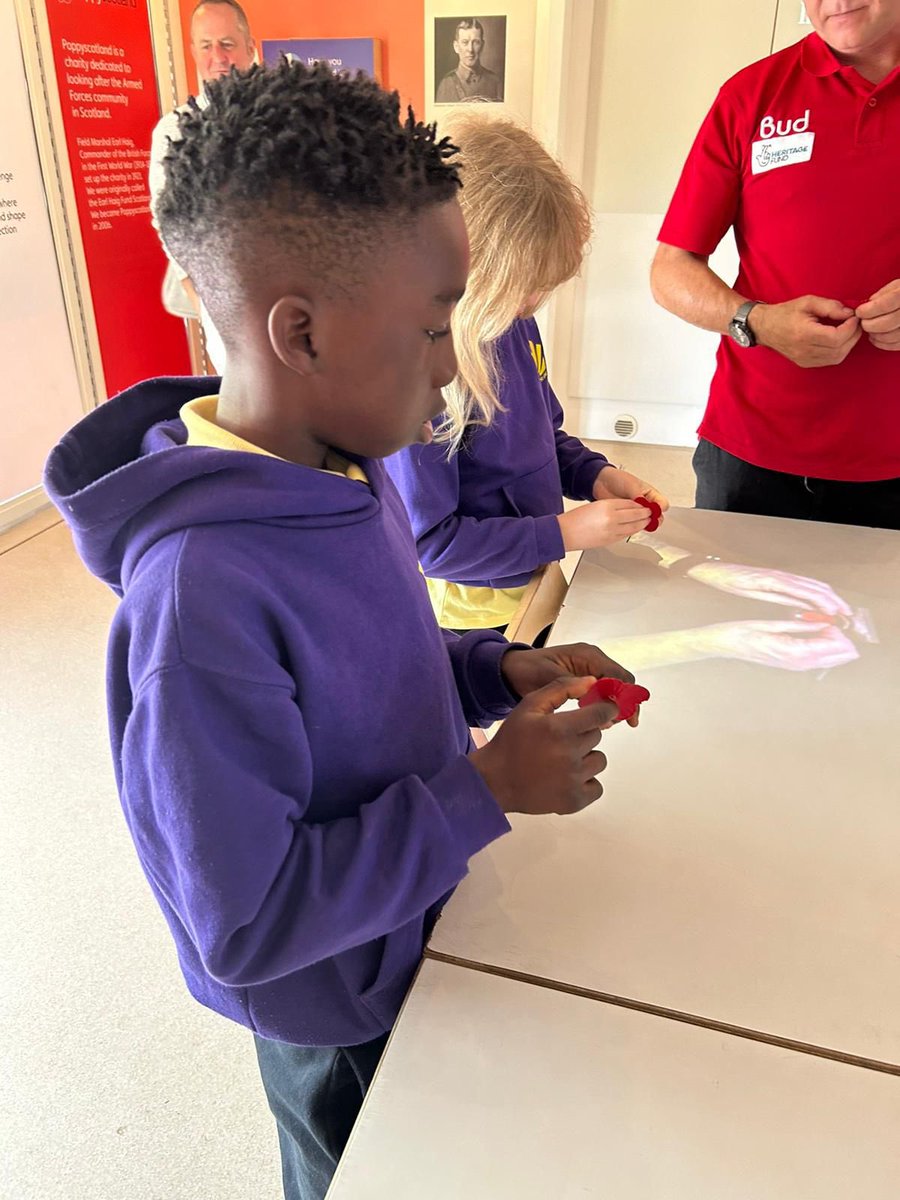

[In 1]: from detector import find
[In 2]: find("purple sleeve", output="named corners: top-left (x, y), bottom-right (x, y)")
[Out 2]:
top-left (441, 628), bottom-right (528, 727)
top-left (549, 382), bottom-right (610, 501)
top-left (125, 664), bottom-right (510, 988)
top-left (385, 443), bottom-right (565, 583)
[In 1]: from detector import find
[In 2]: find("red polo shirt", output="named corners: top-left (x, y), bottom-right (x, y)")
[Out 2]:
top-left (659, 33), bottom-right (900, 481)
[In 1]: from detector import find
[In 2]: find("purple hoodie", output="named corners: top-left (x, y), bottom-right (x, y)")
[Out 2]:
top-left (385, 317), bottom-right (610, 589)
top-left (44, 377), bottom-right (515, 1046)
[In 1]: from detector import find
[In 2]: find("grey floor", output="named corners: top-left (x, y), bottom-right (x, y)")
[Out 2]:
top-left (2, 441), bottom-right (694, 1200)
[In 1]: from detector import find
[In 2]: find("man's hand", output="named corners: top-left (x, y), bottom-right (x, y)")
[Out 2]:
top-left (592, 465), bottom-right (670, 513)
top-left (856, 280), bottom-right (900, 350)
top-left (752, 296), bottom-right (861, 367)
top-left (469, 676), bottom-right (617, 815)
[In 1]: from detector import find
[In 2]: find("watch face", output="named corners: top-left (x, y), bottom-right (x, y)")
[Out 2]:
top-left (729, 320), bottom-right (751, 348)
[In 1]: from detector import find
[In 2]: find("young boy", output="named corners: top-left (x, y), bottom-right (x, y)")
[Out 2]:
top-left (44, 62), bottom-right (632, 1200)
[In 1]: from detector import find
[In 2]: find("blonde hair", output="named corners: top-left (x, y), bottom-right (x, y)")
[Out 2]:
top-left (436, 112), bottom-right (591, 453)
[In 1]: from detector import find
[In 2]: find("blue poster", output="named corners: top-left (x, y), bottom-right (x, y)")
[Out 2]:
top-left (262, 38), bottom-right (382, 81)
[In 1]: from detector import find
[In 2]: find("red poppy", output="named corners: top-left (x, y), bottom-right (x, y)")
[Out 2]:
top-left (634, 496), bottom-right (662, 531)
top-left (578, 676), bottom-right (650, 721)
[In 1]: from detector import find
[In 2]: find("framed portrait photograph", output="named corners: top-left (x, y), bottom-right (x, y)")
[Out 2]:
top-left (434, 16), bottom-right (507, 104)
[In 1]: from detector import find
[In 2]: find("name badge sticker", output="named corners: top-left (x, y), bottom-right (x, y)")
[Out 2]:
top-left (751, 131), bottom-right (815, 175)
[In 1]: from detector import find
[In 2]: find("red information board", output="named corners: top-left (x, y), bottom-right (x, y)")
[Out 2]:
top-left (45, 0), bottom-right (190, 396)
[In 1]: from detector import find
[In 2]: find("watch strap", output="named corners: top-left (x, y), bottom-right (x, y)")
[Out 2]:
top-left (732, 300), bottom-right (760, 346)
top-left (734, 300), bottom-right (759, 324)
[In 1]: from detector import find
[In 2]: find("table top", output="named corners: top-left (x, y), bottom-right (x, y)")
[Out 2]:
top-left (327, 959), bottom-right (900, 1200)
top-left (430, 509), bottom-right (900, 1066)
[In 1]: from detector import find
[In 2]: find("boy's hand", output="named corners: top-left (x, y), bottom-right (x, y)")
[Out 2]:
top-left (470, 677), bottom-right (616, 815)
top-left (501, 642), bottom-right (634, 698)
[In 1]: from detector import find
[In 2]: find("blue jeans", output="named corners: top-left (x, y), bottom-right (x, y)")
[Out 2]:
top-left (254, 1031), bottom-right (388, 1200)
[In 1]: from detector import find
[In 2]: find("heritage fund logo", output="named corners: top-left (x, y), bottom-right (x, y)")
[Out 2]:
top-left (752, 110), bottom-right (814, 175)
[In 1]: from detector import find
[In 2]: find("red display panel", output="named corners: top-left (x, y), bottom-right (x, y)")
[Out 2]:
top-left (45, 0), bottom-right (190, 396)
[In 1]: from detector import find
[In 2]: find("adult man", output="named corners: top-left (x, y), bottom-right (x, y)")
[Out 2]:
top-left (149, 0), bottom-right (256, 371)
top-left (651, 1), bottom-right (900, 529)
top-left (436, 18), bottom-right (503, 103)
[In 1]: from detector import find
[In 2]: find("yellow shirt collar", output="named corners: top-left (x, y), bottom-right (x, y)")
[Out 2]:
top-left (179, 396), bottom-right (369, 482)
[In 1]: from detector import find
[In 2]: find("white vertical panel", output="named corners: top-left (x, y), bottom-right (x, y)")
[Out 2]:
top-left (567, 0), bottom-right (781, 446)
top-left (1, 1), bottom-right (85, 507)
top-left (587, 0), bottom-right (780, 216)
top-left (568, 214), bottom-right (739, 446)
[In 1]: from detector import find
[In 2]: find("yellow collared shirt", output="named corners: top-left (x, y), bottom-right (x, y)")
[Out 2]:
top-left (180, 396), bottom-right (369, 483)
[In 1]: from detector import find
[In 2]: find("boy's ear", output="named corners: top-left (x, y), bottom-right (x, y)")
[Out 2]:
top-left (268, 295), bottom-right (320, 375)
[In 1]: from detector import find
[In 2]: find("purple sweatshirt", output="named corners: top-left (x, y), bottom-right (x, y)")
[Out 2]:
top-left (44, 377), bottom-right (516, 1046)
top-left (385, 317), bottom-right (610, 589)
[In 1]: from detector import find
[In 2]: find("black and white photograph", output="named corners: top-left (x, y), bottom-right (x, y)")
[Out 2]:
top-left (434, 15), bottom-right (506, 104)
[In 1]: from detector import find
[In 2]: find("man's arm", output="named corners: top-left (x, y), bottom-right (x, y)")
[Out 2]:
top-left (650, 243), bottom-right (861, 368)
top-left (650, 243), bottom-right (744, 335)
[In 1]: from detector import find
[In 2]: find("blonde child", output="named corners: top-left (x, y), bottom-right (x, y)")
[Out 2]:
top-left (386, 112), bottom-right (669, 634)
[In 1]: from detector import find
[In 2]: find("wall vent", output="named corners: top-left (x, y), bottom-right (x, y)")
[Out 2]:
top-left (613, 415), bottom-right (638, 439)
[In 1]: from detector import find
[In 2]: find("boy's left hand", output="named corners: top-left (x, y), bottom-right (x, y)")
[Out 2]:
top-left (593, 466), bottom-right (670, 512)
top-left (501, 642), bottom-right (635, 700)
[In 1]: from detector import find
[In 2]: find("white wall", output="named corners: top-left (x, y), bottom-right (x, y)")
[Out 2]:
top-left (1, 3), bottom-right (87, 523)
top-left (564, 0), bottom-right (810, 447)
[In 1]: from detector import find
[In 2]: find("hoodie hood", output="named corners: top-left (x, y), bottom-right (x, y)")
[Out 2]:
top-left (44, 376), bottom-right (380, 594)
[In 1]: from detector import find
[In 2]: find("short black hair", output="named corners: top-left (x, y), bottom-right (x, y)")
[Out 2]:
top-left (191, 0), bottom-right (253, 43)
top-left (157, 60), bottom-right (461, 338)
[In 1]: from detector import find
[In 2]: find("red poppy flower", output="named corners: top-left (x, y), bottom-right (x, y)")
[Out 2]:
top-left (578, 677), bottom-right (651, 721)
top-left (634, 496), bottom-right (662, 532)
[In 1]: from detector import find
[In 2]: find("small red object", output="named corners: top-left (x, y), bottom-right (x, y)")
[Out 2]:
top-left (578, 677), bottom-right (650, 722)
top-left (634, 496), bottom-right (662, 532)
top-left (798, 610), bottom-right (836, 625)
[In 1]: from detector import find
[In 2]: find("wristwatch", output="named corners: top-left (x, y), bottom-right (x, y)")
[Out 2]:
top-left (728, 300), bottom-right (760, 348)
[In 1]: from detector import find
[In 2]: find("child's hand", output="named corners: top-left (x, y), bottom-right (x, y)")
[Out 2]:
top-left (501, 642), bottom-right (635, 699)
top-left (469, 676), bottom-right (618, 815)
top-left (557, 498), bottom-right (650, 550)
top-left (593, 466), bottom-right (670, 513)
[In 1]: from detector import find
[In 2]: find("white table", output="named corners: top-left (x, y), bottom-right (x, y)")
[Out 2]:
top-left (329, 510), bottom-right (900, 1198)
top-left (328, 959), bottom-right (900, 1200)
top-left (430, 510), bottom-right (900, 1067)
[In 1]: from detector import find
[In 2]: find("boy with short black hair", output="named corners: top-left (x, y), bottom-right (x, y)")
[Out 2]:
top-left (45, 61), bottom-right (631, 1199)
